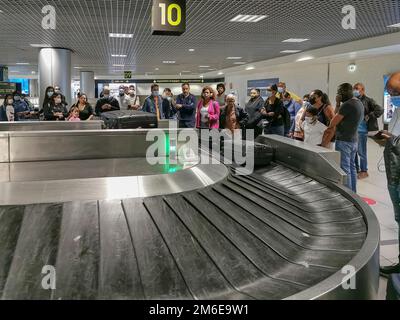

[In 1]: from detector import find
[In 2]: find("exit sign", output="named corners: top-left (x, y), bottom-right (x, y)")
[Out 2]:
top-left (152, 0), bottom-right (186, 36)
top-left (124, 71), bottom-right (132, 79)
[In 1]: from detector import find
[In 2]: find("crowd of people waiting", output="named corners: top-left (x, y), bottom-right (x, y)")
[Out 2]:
top-left (0, 80), bottom-right (383, 194)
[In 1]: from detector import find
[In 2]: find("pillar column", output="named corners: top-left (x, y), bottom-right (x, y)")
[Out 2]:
top-left (38, 48), bottom-right (72, 107)
top-left (0, 66), bottom-right (8, 82)
top-left (80, 71), bottom-right (95, 99)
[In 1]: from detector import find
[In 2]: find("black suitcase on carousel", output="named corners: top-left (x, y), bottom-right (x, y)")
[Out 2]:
top-left (101, 110), bottom-right (158, 129)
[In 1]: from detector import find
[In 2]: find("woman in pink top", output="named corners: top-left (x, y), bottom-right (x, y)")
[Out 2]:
top-left (196, 86), bottom-right (220, 129)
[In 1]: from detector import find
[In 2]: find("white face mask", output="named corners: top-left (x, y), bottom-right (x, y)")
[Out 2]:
top-left (305, 117), bottom-right (314, 124)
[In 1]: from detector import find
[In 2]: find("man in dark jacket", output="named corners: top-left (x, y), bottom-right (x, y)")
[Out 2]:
top-left (175, 83), bottom-right (196, 128)
top-left (95, 87), bottom-right (120, 115)
top-left (142, 84), bottom-right (165, 120)
top-left (379, 130), bottom-right (400, 276)
top-left (245, 88), bottom-right (264, 138)
top-left (353, 83), bottom-right (384, 179)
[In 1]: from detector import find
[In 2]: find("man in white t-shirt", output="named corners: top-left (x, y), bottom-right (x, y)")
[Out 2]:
top-left (301, 104), bottom-right (327, 147)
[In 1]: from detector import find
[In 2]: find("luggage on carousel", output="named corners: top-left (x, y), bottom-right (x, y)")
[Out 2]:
top-left (386, 273), bottom-right (400, 300)
top-left (101, 110), bottom-right (158, 129)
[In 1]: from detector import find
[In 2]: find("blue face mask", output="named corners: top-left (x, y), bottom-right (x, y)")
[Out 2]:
top-left (353, 90), bottom-right (361, 98)
top-left (152, 91), bottom-right (159, 96)
top-left (283, 100), bottom-right (290, 106)
top-left (278, 87), bottom-right (285, 94)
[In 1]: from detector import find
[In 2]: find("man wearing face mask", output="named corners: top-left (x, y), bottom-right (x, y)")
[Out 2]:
top-left (54, 85), bottom-right (68, 107)
top-left (142, 84), bottom-right (165, 120)
top-left (277, 82), bottom-right (302, 104)
top-left (126, 85), bottom-right (141, 110)
top-left (353, 83), bottom-right (384, 180)
top-left (116, 85), bottom-right (130, 110)
top-left (282, 92), bottom-right (302, 136)
top-left (12, 91), bottom-right (32, 121)
top-left (322, 83), bottom-right (364, 193)
top-left (95, 87), bottom-right (120, 115)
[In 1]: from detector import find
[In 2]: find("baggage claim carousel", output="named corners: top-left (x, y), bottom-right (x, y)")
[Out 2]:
top-left (0, 122), bottom-right (380, 300)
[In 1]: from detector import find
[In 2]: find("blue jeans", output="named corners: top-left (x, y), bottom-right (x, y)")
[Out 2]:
top-left (355, 132), bottom-right (368, 172)
top-left (265, 125), bottom-right (284, 136)
top-left (336, 140), bottom-right (358, 193)
top-left (387, 184), bottom-right (400, 258)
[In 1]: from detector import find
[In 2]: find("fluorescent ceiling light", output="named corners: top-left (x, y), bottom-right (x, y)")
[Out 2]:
top-left (113, 64), bottom-right (125, 67)
top-left (296, 56), bottom-right (314, 62)
top-left (246, 66), bottom-right (255, 71)
top-left (233, 62), bottom-right (247, 65)
top-left (111, 54), bottom-right (127, 57)
top-left (199, 65), bottom-right (210, 68)
top-left (280, 50), bottom-right (302, 53)
top-left (16, 62), bottom-right (30, 65)
top-left (200, 75), bottom-right (204, 78)
top-left (218, 72), bottom-right (224, 75)
top-left (188, 49), bottom-right (195, 52)
top-left (387, 23), bottom-right (400, 28)
top-left (109, 33), bottom-right (133, 38)
top-left (282, 38), bottom-right (309, 43)
top-left (230, 15), bottom-right (267, 23)
top-left (74, 67), bottom-right (83, 69)
top-left (155, 68), bottom-right (160, 70)
top-left (30, 44), bottom-right (51, 47)
top-left (163, 61), bottom-right (176, 64)
top-left (226, 57), bottom-right (242, 60)
top-left (181, 70), bottom-right (191, 73)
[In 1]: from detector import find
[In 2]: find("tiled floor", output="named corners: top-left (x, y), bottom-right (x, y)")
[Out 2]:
top-left (356, 139), bottom-right (399, 300)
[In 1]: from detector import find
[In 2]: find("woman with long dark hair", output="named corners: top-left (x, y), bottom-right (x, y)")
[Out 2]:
top-left (42, 86), bottom-right (55, 110)
top-left (44, 93), bottom-right (68, 121)
top-left (0, 94), bottom-right (17, 122)
top-left (69, 93), bottom-right (94, 121)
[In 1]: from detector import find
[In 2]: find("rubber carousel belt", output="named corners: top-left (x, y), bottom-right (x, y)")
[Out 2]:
top-left (0, 164), bottom-right (367, 300)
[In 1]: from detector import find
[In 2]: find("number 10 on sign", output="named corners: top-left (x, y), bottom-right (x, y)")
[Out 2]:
top-left (152, 0), bottom-right (186, 36)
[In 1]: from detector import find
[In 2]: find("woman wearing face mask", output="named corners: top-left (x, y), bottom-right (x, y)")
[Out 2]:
top-left (301, 104), bottom-right (328, 147)
top-left (261, 84), bottom-right (285, 136)
top-left (69, 93), bottom-right (94, 121)
top-left (0, 95), bottom-right (17, 122)
top-left (307, 90), bottom-right (335, 127)
top-left (196, 86), bottom-right (220, 129)
top-left (42, 86), bottom-right (55, 110)
top-left (44, 93), bottom-right (69, 121)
